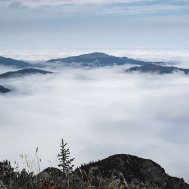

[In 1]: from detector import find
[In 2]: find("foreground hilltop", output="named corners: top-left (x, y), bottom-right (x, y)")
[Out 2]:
top-left (76, 154), bottom-right (189, 189)
top-left (38, 154), bottom-right (189, 189)
top-left (0, 154), bottom-right (188, 189)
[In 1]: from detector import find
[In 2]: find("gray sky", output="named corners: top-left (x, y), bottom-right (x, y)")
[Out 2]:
top-left (0, 0), bottom-right (189, 49)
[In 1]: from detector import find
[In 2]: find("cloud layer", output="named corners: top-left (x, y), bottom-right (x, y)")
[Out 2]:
top-left (0, 66), bottom-right (189, 182)
top-left (0, 0), bottom-right (152, 7)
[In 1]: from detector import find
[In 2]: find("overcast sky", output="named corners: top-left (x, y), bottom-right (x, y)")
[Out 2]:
top-left (0, 0), bottom-right (189, 49)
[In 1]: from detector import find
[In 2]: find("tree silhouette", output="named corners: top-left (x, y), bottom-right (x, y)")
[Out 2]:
top-left (57, 139), bottom-right (74, 188)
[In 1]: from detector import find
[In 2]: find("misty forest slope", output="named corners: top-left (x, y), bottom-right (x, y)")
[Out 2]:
top-left (0, 68), bottom-right (52, 79)
top-left (0, 85), bottom-right (10, 93)
top-left (126, 64), bottom-right (189, 74)
top-left (0, 56), bottom-right (32, 68)
top-left (0, 68), bottom-right (52, 93)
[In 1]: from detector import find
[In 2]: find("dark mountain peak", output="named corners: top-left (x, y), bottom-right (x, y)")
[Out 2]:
top-left (0, 85), bottom-right (11, 93)
top-left (80, 154), bottom-right (164, 175)
top-left (78, 52), bottom-right (111, 58)
top-left (0, 68), bottom-right (52, 79)
top-left (127, 63), bottom-right (189, 74)
top-left (78, 154), bottom-right (189, 189)
top-left (47, 52), bottom-right (115, 64)
top-left (0, 56), bottom-right (32, 68)
top-left (47, 52), bottom-right (163, 67)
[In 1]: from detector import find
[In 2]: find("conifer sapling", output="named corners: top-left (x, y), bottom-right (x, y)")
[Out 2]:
top-left (57, 139), bottom-right (74, 180)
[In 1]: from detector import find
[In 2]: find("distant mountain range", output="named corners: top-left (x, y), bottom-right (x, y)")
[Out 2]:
top-left (126, 64), bottom-right (189, 74)
top-left (1, 52), bottom-right (189, 75)
top-left (0, 85), bottom-right (10, 93)
top-left (47, 52), bottom-right (164, 67)
top-left (0, 68), bottom-right (52, 79)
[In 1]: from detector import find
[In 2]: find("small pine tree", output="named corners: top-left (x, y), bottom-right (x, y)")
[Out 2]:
top-left (57, 139), bottom-right (74, 188)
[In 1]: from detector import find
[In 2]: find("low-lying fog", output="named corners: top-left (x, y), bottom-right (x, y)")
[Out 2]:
top-left (0, 65), bottom-right (189, 182)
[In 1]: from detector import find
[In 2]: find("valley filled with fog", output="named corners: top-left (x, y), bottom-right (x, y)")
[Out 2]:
top-left (0, 55), bottom-right (189, 182)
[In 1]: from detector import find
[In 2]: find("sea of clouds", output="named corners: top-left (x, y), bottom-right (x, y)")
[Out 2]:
top-left (0, 50), bottom-right (189, 182)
